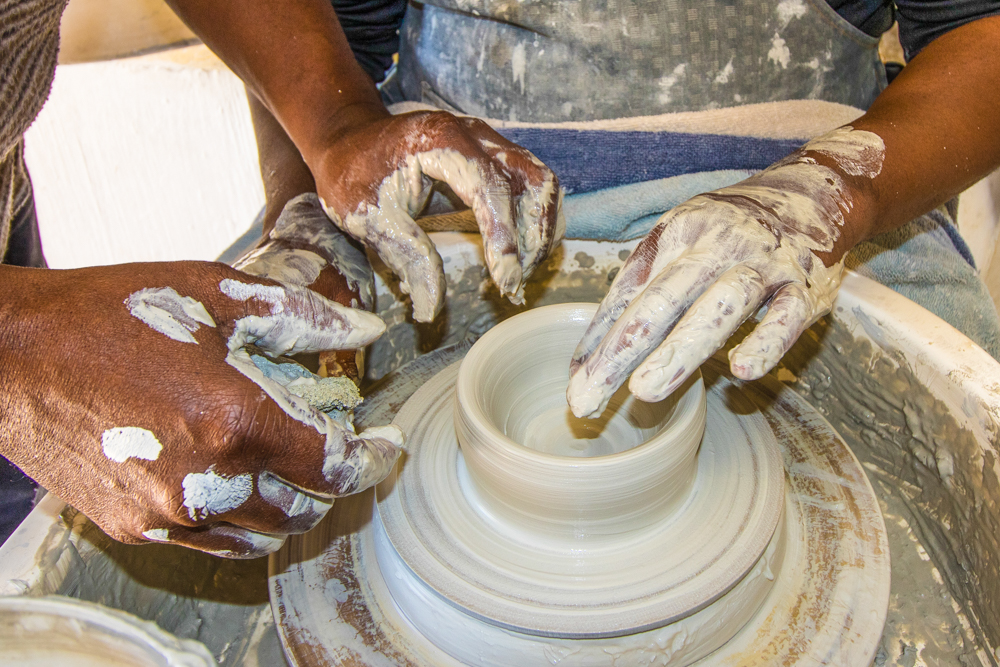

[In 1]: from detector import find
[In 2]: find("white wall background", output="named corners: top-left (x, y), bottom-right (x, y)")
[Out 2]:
top-left (24, 46), bottom-right (264, 269)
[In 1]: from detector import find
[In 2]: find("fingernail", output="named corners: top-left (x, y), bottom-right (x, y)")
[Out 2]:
top-left (361, 424), bottom-right (406, 450)
top-left (489, 254), bottom-right (523, 301)
top-left (728, 348), bottom-right (770, 380)
top-left (406, 274), bottom-right (445, 323)
top-left (566, 371), bottom-right (612, 419)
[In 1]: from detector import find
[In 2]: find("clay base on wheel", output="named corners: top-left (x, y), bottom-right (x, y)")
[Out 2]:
top-left (270, 348), bottom-right (890, 666)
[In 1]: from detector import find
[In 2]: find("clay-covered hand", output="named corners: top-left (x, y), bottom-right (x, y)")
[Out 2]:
top-left (567, 126), bottom-right (885, 418)
top-left (234, 192), bottom-right (375, 381)
top-left (309, 110), bottom-right (565, 322)
top-left (0, 262), bottom-right (403, 558)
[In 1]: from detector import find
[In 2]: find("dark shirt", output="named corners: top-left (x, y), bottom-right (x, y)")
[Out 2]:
top-left (333, 0), bottom-right (1000, 82)
top-left (331, 0), bottom-right (407, 82)
top-left (830, 0), bottom-right (1000, 61)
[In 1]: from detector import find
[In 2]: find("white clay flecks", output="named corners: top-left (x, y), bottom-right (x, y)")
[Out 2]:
top-left (142, 528), bottom-right (170, 542)
top-left (182, 468), bottom-right (253, 521)
top-left (125, 287), bottom-right (216, 344)
top-left (567, 125), bottom-right (875, 418)
top-left (101, 427), bottom-right (163, 463)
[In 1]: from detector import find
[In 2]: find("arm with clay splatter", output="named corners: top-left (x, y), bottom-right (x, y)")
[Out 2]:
top-left (567, 15), bottom-right (1000, 418)
top-left (166, 0), bottom-right (564, 323)
top-left (0, 262), bottom-right (403, 558)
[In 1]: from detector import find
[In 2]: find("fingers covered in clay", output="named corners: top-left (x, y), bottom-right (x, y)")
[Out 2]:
top-left (235, 193), bottom-right (376, 310)
top-left (233, 194), bottom-right (377, 382)
top-left (566, 253), bottom-right (726, 418)
top-left (629, 265), bottom-right (768, 402)
top-left (567, 126), bottom-right (877, 417)
top-left (311, 110), bottom-right (562, 320)
top-left (0, 261), bottom-right (401, 559)
top-left (728, 281), bottom-right (827, 381)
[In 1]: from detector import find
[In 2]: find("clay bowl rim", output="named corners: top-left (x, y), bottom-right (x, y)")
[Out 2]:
top-left (455, 302), bottom-right (707, 469)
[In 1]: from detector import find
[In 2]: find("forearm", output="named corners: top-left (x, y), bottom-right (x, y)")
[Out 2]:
top-left (849, 15), bottom-right (1000, 241)
top-left (165, 0), bottom-right (388, 164)
top-left (246, 91), bottom-right (317, 236)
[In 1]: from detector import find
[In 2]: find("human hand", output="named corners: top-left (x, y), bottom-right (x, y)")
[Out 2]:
top-left (0, 262), bottom-right (403, 558)
top-left (307, 110), bottom-right (565, 322)
top-left (234, 193), bottom-right (374, 381)
top-left (566, 126), bottom-right (885, 418)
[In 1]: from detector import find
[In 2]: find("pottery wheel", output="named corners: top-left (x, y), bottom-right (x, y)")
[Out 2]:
top-left (269, 343), bottom-right (890, 666)
top-left (376, 361), bottom-right (784, 637)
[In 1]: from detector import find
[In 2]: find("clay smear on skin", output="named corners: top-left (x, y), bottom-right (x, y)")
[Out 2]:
top-left (566, 126), bottom-right (883, 418)
top-left (322, 148), bottom-right (560, 319)
top-left (101, 427), bottom-right (163, 463)
top-left (125, 287), bottom-right (216, 344)
top-left (218, 278), bottom-right (403, 494)
top-left (182, 468), bottom-right (253, 521)
top-left (258, 471), bottom-right (332, 519)
top-left (322, 152), bottom-right (447, 322)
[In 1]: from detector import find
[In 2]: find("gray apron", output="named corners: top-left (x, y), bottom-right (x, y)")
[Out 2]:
top-left (394, 0), bottom-right (887, 121)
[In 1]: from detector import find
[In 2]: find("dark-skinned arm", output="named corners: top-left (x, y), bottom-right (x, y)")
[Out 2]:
top-left (246, 90), bottom-right (317, 237)
top-left (568, 16), bottom-right (1000, 417)
top-left (845, 16), bottom-right (1000, 251)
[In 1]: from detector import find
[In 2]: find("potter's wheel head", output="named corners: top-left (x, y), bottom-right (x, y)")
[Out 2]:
top-left (376, 304), bottom-right (785, 638)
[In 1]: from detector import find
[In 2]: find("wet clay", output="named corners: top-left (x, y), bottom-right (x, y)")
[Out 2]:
top-left (14, 507), bottom-right (283, 665)
top-left (3, 235), bottom-right (996, 666)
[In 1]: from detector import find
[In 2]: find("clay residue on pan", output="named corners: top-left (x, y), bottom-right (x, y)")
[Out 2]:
top-left (30, 506), bottom-right (284, 664)
top-left (774, 318), bottom-right (1000, 663)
